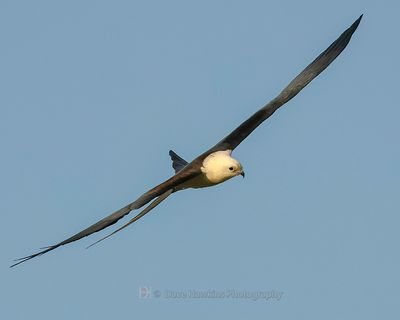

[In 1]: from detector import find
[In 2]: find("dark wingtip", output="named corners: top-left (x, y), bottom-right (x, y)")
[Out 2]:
top-left (351, 14), bottom-right (363, 31)
top-left (10, 256), bottom-right (33, 268)
top-left (10, 245), bottom-right (58, 268)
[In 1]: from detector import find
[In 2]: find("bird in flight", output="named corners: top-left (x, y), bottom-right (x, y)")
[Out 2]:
top-left (11, 15), bottom-right (362, 267)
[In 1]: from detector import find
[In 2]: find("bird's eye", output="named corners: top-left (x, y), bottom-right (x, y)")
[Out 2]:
top-left (229, 167), bottom-right (234, 171)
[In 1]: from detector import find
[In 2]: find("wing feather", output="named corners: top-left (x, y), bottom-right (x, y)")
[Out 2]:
top-left (11, 165), bottom-right (200, 267)
top-left (169, 150), bottom-right (188, 173)
top-left (86, 189), bottom-right (173, 249)
top-left (211, 15), bottom-right (362, 152)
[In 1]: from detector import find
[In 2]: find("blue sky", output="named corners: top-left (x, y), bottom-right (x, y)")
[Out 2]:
top-left (1, 0), bottom-right (399, 319)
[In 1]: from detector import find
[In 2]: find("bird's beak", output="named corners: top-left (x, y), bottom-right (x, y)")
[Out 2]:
top-left (240, 171), bottom-right (245, 178)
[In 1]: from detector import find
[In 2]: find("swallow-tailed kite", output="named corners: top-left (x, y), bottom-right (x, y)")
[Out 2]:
top-left (11, 15), bottom-right (362, 267)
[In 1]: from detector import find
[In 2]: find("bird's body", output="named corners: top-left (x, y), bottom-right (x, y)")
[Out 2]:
top-left (176, 150), bottom-right (243, 190)
top-left (175, 172), bottom-right (214, 190)
top-left (11, 15), bottom-right (363, 267)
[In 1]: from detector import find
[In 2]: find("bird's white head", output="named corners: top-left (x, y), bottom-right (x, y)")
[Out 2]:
top-left (201, 150), bottom-right (244, 185)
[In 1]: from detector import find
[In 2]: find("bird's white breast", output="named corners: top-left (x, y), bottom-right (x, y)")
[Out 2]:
top-left (176, 150), bottom-right (240, 190)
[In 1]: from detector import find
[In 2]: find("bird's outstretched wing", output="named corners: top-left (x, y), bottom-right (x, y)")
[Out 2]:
top-left (169, 150), bottom-right (188, 173)
top-left (86, 188), bottom-right (174, 249)
top-left (209, 15), bottom-right (362, 153)
top-left (11, 164), bottom-right (201, 267)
